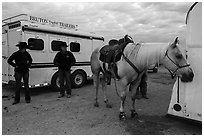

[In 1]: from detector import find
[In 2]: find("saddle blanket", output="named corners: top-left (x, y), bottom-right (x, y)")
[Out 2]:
top-left (125, 43), bottom-right (141, 59)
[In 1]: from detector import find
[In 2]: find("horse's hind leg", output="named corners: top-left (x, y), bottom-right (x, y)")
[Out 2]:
top-left (101, 76), bottom-right (112, 108)
top-left (91, 48), bottom-right (101, 107)
top-left (93, 72), bottom-right (100, 107)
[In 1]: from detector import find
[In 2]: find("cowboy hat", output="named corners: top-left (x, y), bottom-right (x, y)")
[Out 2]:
top-left (59, 42), bottom-right (68, 47)
top-left (16, 42), bottom-right (29, 49)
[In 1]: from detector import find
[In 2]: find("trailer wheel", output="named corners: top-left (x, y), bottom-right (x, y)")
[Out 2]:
top-left (71, 70), bottom-right (86, 88)
top-left (51, 71), bottom-right (61, 91)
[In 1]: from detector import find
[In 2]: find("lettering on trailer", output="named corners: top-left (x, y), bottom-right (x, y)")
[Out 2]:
top-left (29, 16), bottom-right (77, 30)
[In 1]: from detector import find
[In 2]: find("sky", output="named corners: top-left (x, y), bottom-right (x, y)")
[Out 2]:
top-left (2, 2), bottom-right (194, 44)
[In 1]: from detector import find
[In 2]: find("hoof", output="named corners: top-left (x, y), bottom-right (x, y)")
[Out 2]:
top-left (131, 110), bottom-right (138, 118)
top-left (94, 102), bottom-right (99, 107)
top-left (119, 112), bottom-right (126, 121)
top-left (106, 104), bottom-right (112, 108)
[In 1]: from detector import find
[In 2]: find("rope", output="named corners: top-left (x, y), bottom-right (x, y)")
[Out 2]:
top-left (177, 77), bottom-right (180, 103)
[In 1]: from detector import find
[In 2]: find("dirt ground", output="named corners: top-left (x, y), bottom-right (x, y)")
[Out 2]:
top-left (2, 67), bottom-right (202, 135)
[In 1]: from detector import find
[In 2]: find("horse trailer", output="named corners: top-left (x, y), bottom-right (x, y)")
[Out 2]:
top-left (167, 2), bottom-right (202, 123)
top-left (2, 14), bottom-right (104, 89)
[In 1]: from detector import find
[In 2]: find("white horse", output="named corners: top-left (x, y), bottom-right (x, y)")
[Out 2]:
top-left (90, 37), bottom-right (194, 120)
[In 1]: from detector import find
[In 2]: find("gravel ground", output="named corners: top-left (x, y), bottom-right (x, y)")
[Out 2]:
top-left (2, 67), bottom-right (202, 135)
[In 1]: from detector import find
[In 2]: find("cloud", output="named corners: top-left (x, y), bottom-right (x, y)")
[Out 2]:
top-left (2, 2), bottom-right (193, 44)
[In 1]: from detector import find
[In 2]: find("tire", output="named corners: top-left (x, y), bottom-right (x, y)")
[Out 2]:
top-left (51, 71), bottom-right (60, 91)
top-left (71, 70), bottom-right (86, 88)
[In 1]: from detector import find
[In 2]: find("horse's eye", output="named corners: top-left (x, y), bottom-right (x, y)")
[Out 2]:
top-left (176, 54), bottom-right (182, 59)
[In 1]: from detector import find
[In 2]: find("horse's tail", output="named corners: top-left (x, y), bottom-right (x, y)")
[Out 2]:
top-left (90, 47), bottom-right (101, 74)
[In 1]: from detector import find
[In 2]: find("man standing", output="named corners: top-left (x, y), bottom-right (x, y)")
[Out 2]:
top-left (138, 71), bottom-right (149, 99)
top-left (7, 42), bottom-right (33, 105)
top-left (53, 42), bottom-right (76, 98)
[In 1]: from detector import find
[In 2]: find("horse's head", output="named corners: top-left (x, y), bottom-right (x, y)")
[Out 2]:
top-left (163, 37), bottom-right (194, 82)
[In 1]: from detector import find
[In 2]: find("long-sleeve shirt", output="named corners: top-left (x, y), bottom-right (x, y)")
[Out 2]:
top-left (7, 50), bottom-right (33, 73)
top-left (53, 51), bottom-right (76, 71)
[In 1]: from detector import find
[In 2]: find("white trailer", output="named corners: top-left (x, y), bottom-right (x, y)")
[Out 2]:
top-left (167, 2), bottom-right (202, 123)
top-left (2, 14), bottom-right (104, 89)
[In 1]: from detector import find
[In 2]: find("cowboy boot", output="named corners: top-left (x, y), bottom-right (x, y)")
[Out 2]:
top-left (142, 95), bottom-right (149, 99)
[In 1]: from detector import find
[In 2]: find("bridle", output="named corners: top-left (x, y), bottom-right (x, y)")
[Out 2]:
top-left (164, 48), bottom-right (190, 79)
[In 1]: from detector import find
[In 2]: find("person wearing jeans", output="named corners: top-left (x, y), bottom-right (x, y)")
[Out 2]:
top-left (138, 71), bottom-right (148, 99)
top-left (135, 71), bottom-right (148, 99)
top-left (7, 42), bottom-right (33, 105)
top-left (53, 42), bottom-right (76, 98)
top-left (14, 72), bottom-right (30, 102)
top-left (58, 70), bottom-right (72, 97)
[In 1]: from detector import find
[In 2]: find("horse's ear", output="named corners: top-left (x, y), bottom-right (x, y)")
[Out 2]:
top-left (172, 37), bottom-right (179, 48)
top-left (174, 37), bottom-right (179, 44)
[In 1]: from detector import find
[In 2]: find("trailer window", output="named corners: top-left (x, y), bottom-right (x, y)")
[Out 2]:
top-left (70, 42), bottom-right (80, 52)
top-left (28, 38), bottom-right (44, 50)
top-left (8, 22), bottom-right (21, 29)
top-left (51, 40), bottom-right (66, 51)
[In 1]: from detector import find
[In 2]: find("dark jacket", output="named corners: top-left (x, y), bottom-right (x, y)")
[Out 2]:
top-left (7, 50), bottom-right (33, 73)
top-left (54, 51), bottom-right (76, 71)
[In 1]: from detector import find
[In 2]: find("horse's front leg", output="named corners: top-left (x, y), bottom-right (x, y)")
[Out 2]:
top-left (130, 80), bottom-right (141, 118)
top-left (119, 79), bottom-right (128, 120)
top-left (101, 76), bottom-right (112, 108)
top-left (130, 87), bottom-right (139, 118)
top-left (119, 90), bottom-right (127, 120)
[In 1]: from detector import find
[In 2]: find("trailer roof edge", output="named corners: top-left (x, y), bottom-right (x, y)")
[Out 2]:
top-left (185, 2), bottom-right (198, 24)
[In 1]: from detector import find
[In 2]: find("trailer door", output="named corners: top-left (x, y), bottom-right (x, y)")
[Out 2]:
top-left (2, 32), bottom-right (9, 83)
top-left (7, 27), bottom-right (22, 82)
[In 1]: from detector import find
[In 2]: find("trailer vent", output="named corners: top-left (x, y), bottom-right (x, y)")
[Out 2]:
top-left (9, 22), bottom-right (21, 29)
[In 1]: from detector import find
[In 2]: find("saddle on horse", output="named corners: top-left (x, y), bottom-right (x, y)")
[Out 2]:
top-left (99, 35), bottom-right (134, 85)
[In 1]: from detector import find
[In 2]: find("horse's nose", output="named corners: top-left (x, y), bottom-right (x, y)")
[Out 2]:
top-left (189, 71), bottom-right (194, 80)
top-left (181, 70), bottom-right (194, 82)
